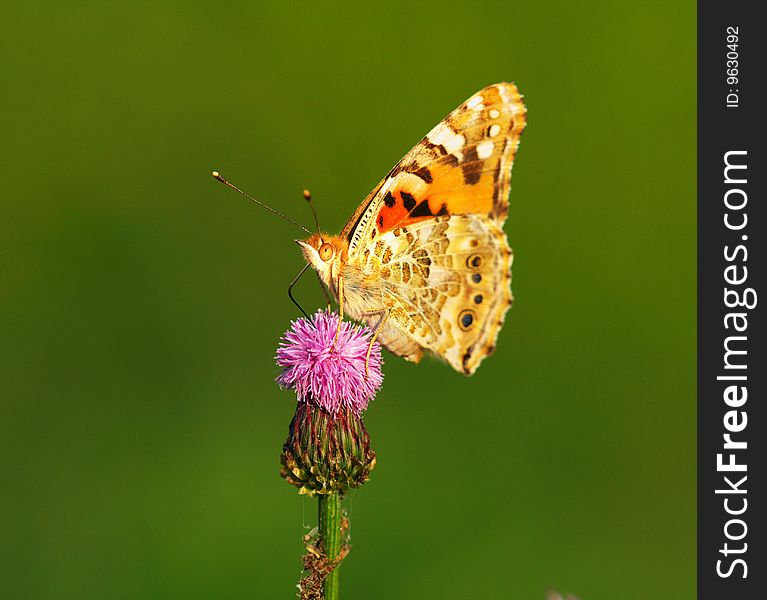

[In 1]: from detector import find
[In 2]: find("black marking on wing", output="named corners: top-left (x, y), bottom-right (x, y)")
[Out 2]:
top-left (461, 145), bottom-right (482, 185)
top-left (409, 199), bottom-right (433, 217)
top-left (401, 192), bottom-right (417, 212)
top-left (412, 165), bottom-right (433, 183)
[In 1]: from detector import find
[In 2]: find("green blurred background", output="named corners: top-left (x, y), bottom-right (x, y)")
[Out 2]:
top-left (1, 1), bottom-right (695, 598)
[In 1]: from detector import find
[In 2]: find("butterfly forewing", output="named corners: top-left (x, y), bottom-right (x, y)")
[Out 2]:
top-left (342, 82), bottom-right (526, 250)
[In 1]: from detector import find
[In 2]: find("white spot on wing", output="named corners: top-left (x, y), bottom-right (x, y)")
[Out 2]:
top-left (477, 140), bottom-right (494, 160)
top-left (466, 95), bottom-right (483, 109)
top-left (497, 84), bottom-right (510, 105)
top-left (428, 122), bottom-right (465, 157)
top-left (489, 109), bottom-right (500, 119)
top-left (488, 124), bottom-right (501, 137)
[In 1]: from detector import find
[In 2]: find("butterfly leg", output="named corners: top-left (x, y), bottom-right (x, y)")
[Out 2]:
top-left (287, 264), bottom-right (311, 319)
top-left (315, 270), bottom-right (332, 312)
top-left (361, 307), bottom-right (390, 378)
top-left (333, 274), bottom-right (345, 345)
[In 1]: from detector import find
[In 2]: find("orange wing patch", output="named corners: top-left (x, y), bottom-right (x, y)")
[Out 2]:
top-left (374, 180), bottom-right (449, 232)
top-left (372, 141), bottom-right (503, 234)
top-left (409, 158), bottom-right (495, 215)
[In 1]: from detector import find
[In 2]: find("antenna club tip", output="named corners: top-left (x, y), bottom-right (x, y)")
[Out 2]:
top-left (302, 189), bottom-right (312, 200)
top-left (211, 170), bottom-right (221, 179)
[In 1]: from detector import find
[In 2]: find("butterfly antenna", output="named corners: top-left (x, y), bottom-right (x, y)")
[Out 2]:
top-left (211, 171), bottom-right (312, 235)
top-left (302, 189), bottom-right (321, 234)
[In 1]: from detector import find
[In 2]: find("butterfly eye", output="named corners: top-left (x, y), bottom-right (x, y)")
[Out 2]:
top-left (319, 243), bottom-right (334, 262)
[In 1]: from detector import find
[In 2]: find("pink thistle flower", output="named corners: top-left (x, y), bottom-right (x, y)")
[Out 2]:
top-left (275, 310), bottom-right (383, 415)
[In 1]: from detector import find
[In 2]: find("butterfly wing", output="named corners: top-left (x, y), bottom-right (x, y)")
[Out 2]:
top-left (341, 82), bottom-right (526, 374)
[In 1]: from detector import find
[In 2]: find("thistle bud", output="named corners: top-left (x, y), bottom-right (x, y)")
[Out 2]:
top-left (281, 403), bottom-right (376, 495)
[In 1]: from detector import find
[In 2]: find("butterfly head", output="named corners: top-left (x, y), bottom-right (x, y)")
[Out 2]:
top-left (296, 234), bottom-right (347, 290)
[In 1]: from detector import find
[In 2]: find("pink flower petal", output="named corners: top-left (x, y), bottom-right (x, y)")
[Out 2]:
top-left (275, 311), bottom-right (383, 414)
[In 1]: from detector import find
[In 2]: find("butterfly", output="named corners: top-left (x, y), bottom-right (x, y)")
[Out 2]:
top-left (298, 83), bottom-right (526, 375)
top-left (296, 83), bottom-right (527, 375)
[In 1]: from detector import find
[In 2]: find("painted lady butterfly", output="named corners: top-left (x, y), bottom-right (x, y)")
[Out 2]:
top-left (297, 83), bottom-right (526, 375)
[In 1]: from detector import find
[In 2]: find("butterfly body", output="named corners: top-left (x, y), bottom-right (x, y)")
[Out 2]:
top-left (299, 83), bottom-right (526, 375)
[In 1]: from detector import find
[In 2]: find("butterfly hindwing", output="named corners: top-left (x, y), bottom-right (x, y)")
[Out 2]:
top-left (351, 215), bottom-right (513, 374)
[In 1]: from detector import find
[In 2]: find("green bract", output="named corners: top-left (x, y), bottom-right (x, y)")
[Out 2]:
top-left (281, 403), bottom-right (376, 495)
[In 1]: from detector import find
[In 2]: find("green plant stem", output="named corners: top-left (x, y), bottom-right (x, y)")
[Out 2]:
top-left (318, 492), bottom-right (342, 600)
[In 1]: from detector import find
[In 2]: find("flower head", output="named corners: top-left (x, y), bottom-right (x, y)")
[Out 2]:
top-left (275, 310), bottom-right (383, 415)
